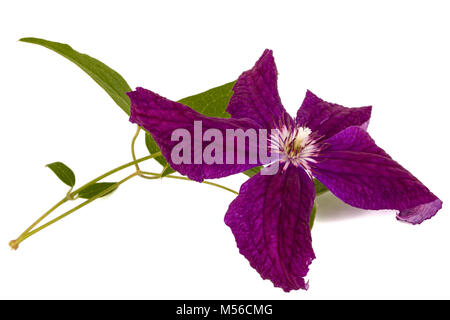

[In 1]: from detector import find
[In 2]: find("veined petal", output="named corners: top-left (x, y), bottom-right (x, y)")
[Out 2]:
top-left (226, 49), bottom-right (290, 128)
top-left (296, 91), bottom-right (372, 140)
top-left (312, 126), bottom-right (442, 224)
top-left (128, 88), bottom-right (262, 182)
top-left (225, 165), bottom-right (315, 291)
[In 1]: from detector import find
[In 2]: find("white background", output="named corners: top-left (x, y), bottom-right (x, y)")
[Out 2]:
top-left (0, 0), bottom-right (448, 299)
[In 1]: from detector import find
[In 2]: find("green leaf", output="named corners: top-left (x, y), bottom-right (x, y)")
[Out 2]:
top-left (309, 203), bottom-right (317, 229)
top-left (77, 182), bottom-right (118, 199)
top-left (20, 37), bottom-right (132, 115)
top-left (46, 162), bottom-right (76, 187)
top-left (177, 81), bottom-right (235, 118)
top-left (20, 37), bottom-right (169, 171)
top-left (243, 166), bottom-right (262, 177)
top-left (314, 179), bottom-right (329, 196)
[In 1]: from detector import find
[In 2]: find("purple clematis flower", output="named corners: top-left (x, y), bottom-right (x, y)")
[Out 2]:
top-left (127, 50), bottom-right (442, 291)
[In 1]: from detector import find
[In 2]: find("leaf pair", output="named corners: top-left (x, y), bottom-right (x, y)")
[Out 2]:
top-left (46, 161), bottom-right (116, 199)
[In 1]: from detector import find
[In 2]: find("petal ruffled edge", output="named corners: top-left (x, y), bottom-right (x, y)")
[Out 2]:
top-left (225, 165), bottom-right (315, 291)
top-left (396, 198), bottom-right (443, 225)
top-left (311, 126), bottom-right (442, 224)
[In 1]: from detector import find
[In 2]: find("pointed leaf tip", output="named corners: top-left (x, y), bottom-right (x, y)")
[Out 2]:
top-left (19, 37), bottom-right (132, 115)
top-left (77, 182), bottom-right (118, 199)
top-left (46, 162), bottom-right (76, 187)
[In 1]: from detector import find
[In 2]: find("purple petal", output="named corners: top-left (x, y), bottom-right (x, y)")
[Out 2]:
top-left (296, 91), bottom-right (372, 140)
top-left (396, 199), bottom-right (443, 224)
top-left (312, 126), bottom-right (442, 224)
top-left (226, 49), bottom-right (290, 128)
top-left (225, 165), bottom-right (315, 291)
top-left (128, 88), bottom-right (262, 182)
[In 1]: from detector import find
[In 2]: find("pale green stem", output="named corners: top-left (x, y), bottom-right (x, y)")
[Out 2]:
top-left (10, 153), bottom-right (161, 250)
top-left (13, 172), bottom-right (139, 247)
top-left (140, 171), bottom-right (238, 195)
top-left (71, 153), bottom-right (160, 196)
top-left (131, 126), bottom-right (141, 171)
top-left (14, 198), bottom-right (68, 241)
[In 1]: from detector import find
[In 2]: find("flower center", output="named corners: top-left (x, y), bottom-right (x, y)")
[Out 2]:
top-left (270, 125), bottom-right (320, 174)
top-left (285, 127), bottom-right (312, 156)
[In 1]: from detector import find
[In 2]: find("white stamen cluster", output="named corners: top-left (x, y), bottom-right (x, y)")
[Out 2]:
top-left (270, 124), bottom-right (320, 175)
